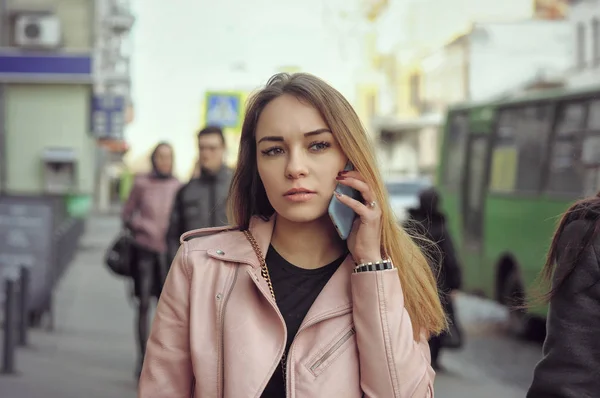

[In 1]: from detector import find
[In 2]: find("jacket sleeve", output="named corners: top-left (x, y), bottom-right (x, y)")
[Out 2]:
top-left (138, 243), bottom-right (194, 398)
top-left (166, 186), bottom-right (184, 265)
top-left (527, 220), bottom-right (600, 398)
top-left (122, 177), bottom-right (141, 228)
top-left (351, 269), bottom-right (435, 397)
top-left (122, 177), bottom-right (152, 233)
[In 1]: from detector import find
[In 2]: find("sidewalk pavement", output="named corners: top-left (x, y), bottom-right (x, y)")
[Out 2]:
top-left (434, 362), bottom-right (526, 398)
top-left (0, 215), bottom-right (138, 398)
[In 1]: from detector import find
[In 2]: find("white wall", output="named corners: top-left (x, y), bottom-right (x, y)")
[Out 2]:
top-left (393, 0), bottom-right (534, 60)
top-left (422, 40), bottom-right (468, 112)
top-left (568, 0), bottom-right (600, 88)
top-left (469, 21), bottom-right (573, 101)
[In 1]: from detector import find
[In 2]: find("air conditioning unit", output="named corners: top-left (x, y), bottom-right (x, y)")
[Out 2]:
top-left (14, 14), bottom-right (62, 49)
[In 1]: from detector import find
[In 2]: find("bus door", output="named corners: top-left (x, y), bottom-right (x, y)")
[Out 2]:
top-left (461, 133), bottom-right (491, 255)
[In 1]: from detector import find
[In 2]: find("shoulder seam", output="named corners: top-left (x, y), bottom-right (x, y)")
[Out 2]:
top-left (180, 226), bottom-right (239, 244)
top-left (182, 241), bottom-right (191, 281)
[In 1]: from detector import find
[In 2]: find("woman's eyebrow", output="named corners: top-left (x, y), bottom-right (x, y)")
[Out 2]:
top-left (257, 128), bottom-right (331, 144)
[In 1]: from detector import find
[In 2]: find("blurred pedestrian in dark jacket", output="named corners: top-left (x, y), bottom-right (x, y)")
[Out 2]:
top-left (527, 194), bottom-right (600, 398)
top-left (166, 126), bottom-right (233, 264)
top-left (405, 187), bottom-right (462, 371)
top-left (121, 142), bottom-right (181, 379)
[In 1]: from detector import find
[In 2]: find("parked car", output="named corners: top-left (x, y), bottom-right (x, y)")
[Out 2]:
top-left (384, 177), bottom-right (432, 222)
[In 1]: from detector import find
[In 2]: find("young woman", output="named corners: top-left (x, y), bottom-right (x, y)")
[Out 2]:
top-left (527, 194), bottom-right (600, 397)
top-left (121, 142), bottom-right (181, 378)
top-left (138, 73), bottom-right (446, 397)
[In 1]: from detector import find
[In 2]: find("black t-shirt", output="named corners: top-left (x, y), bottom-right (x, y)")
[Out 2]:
top-left (260, 245), bottom-right (346, 397)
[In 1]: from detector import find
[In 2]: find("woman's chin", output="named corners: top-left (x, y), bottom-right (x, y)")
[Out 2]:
top-left (274, 205), bottom-right (330, 225)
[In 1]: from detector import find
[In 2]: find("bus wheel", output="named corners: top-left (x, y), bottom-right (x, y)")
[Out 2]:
top-left (502, 271), bottom-right (532, 339)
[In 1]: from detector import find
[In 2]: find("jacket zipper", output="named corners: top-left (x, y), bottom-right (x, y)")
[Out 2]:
top-left (286, 306), bottom-right (353, 397)
top-left (217, 266), bottom-right (239, 398)
top-left (309, 327), bottom-right (356, 373)
top-left (246, 268), bottom-right (288, 395)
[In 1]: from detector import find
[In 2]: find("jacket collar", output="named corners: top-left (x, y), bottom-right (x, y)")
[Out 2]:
top-left (205, 215), bottom-right (354, 317)
top-left (204, 215), bottom-right (275, 269)
top-left (198, 165), bottom-right (231, 182)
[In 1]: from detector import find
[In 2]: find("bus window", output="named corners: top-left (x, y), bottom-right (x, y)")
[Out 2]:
top-left (444, 113), bottom-right (468, 190)
top-left (490, 109), bottom-right (517, 193)
top-left (468, 138), bottom-right (488, 209)
top-left (556, 102), bottom-right (587, 136)
top-left (490, 105), bottom-right (552, 194)
top-left (547, 102), bottom-right (588, 195)
top-left (515, 105), bottom-right (553, 192)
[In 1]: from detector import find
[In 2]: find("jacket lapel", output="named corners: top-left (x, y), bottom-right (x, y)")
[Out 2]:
top-left (299, 256), bottom-right (354, 330)
top-left (204, 215), bottom-right (355, 327)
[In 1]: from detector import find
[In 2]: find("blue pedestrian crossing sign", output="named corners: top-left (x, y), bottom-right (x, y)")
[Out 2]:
top-left (205, 92), bottom-right (242, 128)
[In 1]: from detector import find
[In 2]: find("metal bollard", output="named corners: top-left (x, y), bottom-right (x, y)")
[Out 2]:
top-left (2, 277), bottom-right (18, 374)
top-left (18, 266), bottom-right (30, 347)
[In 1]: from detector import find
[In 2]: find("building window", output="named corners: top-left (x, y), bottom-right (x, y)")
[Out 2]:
top-left (593, 18), bottom-right (600, 66)
top-left (409, 73), bottom-right (420, 108)
top-left (583, 100), bottom-right (600, 196)
top-left (577, 22), bottom-right (586, 69)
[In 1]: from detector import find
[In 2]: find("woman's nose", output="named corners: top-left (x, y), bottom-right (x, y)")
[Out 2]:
top-left (285, 152), bottom-right (309, 179)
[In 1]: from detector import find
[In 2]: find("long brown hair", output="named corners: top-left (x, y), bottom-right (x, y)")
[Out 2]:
top-left (228, 73), bottom-right (447, 337)
top-left (536, 193), bottom-right (600, 303)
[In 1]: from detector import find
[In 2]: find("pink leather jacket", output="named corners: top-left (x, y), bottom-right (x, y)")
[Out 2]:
top-left (122, 173), bottom-right (181, 254)
top-left (138, 216), bottom-right (435, 397)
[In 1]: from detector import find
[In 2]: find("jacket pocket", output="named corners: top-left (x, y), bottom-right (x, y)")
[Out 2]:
top-left (307, 325), bottom-right (356, 377)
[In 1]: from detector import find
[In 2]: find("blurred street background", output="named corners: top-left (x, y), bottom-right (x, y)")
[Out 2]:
top-left (1, 0), bottom-right (599, 396)
top-left (2, 215), bottom-right (542, 398)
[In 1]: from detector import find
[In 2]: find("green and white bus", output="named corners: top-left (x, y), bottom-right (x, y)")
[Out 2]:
top-left (436, 84), bottom-right (600, 335)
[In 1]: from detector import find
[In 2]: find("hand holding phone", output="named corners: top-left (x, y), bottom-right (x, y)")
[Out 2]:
top-left (328, 162), bottom-right (361, 240)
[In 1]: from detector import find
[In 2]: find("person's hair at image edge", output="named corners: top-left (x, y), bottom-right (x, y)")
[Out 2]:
top-left (198, 125), bottom-right (226, 145)
top-left (227, 72), bottom-right (447, 337)
top-left (532, 191), bottom-right (600, 305)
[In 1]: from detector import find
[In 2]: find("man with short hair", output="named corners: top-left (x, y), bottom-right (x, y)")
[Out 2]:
top-left (166, 126), bottom-right (233, 263)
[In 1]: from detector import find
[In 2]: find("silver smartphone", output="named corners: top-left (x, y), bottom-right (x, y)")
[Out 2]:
top-left (328, 162), bottom-right (361, 240)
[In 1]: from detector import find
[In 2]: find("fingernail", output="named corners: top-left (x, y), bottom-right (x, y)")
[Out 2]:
top-left (339, 170), bottom-right (349, 175)
top-left (334, 191), bottom-right (342, 198)
top-left (336, 176), bottom-right (346, 180)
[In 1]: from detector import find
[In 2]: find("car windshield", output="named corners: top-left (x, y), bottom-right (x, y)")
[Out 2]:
top-left (385, 181), bottom-right (429, 196)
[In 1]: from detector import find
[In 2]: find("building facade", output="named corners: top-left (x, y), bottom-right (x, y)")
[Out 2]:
top-left (94, 0), bottom-right (135, 211)
top-left (568, 0), bottom-right (600, 87)
top-left (0, 0), bottom-right (134, 214)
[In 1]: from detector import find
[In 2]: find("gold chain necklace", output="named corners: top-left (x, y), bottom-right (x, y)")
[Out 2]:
top-left (243, 230), bottom-right (287, 386)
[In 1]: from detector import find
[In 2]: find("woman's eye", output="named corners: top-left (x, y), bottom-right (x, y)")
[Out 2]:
top-left (261, 147), bottom-right (284, 156)
top-left (310, 141), bottom-right (331, 152)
